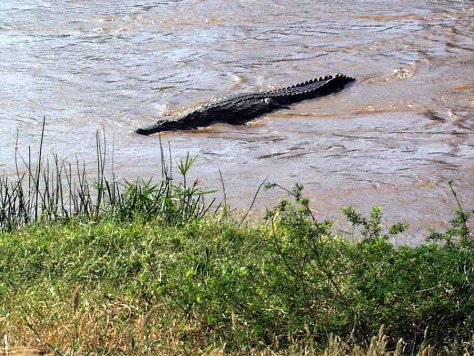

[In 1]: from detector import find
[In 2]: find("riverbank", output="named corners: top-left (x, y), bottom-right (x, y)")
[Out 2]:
top-left (1, 167), bottom-right (472, 354)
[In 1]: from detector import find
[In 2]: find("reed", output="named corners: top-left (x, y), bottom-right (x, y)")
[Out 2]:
top-left (0, 118), bottom-right (214, 232)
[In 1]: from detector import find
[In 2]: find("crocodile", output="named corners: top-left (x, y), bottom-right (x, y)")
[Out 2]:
top-left (135, 73), bottom-right (355, 135)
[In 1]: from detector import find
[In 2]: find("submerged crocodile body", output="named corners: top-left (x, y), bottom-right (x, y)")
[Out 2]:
top-left (135, 73), bottom-right (355, 135)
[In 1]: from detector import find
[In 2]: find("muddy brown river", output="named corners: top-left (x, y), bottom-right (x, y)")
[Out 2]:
top-left (1, 1), bottom-right (473, 243)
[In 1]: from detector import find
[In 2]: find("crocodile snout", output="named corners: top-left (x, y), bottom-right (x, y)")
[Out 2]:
top-left (135, 124), bottom-right (160, 136)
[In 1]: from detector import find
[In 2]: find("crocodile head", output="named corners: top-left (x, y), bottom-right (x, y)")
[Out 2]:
top-left (135, 109), bottom-right (206, 135)
top-left (135, 125), bottom-right (159, 136)
top-left (135, 119), bottom-right (181, 135)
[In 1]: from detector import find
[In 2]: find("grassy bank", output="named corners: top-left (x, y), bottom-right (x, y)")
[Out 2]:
top-left (1, 130), bottom-right (473, 354)
top-left (1, 194), bottom-right (473, 354)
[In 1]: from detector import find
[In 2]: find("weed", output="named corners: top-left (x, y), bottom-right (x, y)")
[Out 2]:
top-left (0, 128), bottom-right (473, 354)
top-left (0, 119), bottom-right (214, 231)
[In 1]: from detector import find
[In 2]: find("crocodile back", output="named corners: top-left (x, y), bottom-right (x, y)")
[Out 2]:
top-left (196, 73), bottom-right (354, 109)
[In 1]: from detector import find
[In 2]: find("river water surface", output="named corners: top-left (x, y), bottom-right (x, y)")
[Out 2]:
top-left (1, 1), bottom-right (473, 242)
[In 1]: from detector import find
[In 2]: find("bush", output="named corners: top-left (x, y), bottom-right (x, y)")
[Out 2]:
top-left (1, 127), bottom-right (473, 353)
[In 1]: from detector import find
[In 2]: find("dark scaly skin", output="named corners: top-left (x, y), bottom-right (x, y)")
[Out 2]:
top-left (135, 73), bottom-right (355, 135)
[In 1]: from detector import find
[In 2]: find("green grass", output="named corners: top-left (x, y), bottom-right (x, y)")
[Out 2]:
top-left (1, 125), bottom-right (473, 354)
top-left (1, 127), bottom-right (215, 232)
top-left (1, 197), bottom-right (473, 354)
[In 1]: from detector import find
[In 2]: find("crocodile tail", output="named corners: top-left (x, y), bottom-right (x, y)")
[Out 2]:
top-left (309, 73), bottom-right (355, 97)
top-left (289, 75), bottom-right (334, 89)
top-left (269, 74), bottom-right (355, 104)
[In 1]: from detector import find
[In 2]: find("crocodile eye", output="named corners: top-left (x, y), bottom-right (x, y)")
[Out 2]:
top-left (264, 98), bottom-right (274, 105)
